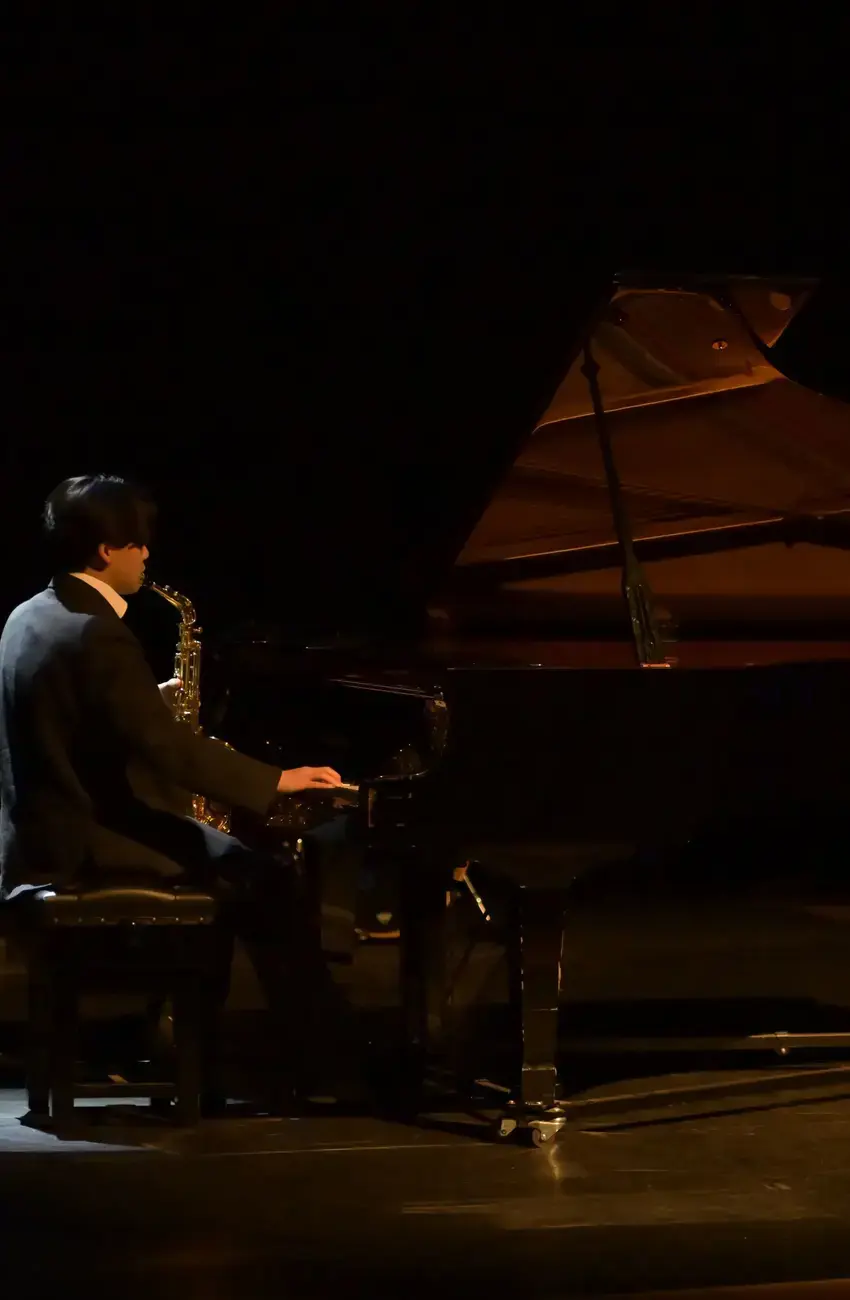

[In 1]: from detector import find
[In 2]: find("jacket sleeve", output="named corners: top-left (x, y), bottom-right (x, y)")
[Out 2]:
top-left (83, 617), bottom-right (281, 817)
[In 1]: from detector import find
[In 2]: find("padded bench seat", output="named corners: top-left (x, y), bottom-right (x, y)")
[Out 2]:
top-left (2, 874), bottom-right (220, 1127)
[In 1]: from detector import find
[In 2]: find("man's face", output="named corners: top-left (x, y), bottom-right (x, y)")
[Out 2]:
top-left (99, 542), bottom-right (149, 595)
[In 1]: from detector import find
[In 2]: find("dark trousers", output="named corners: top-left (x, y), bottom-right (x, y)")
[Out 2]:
top-left (173, 814), bottom-right (362, 1096)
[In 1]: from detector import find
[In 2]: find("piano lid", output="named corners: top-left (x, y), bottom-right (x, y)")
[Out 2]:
top-left (198, 269), bottom-right (850, 647)
top-left (437, 271), bottom-right (850, 634)
top-left (536, 275), bottom-right (812, 424)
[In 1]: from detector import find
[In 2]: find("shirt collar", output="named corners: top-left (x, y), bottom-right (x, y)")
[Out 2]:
top-left (68, 572), bottom-right (128, 618)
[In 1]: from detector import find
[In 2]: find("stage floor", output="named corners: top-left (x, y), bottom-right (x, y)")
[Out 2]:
top-left (3, 1067), bottom-right (850, 1299)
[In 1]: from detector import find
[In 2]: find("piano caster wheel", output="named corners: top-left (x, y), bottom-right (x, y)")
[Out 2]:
top-left (496, 1116), bottom-right (564, 1146)
top-left (528, 1121), bottom-right (562, 1147)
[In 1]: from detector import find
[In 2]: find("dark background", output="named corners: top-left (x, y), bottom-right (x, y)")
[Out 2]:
top-left (3, 43), bottom-right (844, 664)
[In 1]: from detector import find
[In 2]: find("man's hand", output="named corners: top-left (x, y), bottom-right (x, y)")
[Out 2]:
top-left (277, 766), bottom-right (342, 794)
top-left (158, 678), bottom-right (182, 710)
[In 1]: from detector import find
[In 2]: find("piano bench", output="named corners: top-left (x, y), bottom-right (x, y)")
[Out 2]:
top-left (3, 876), bottom-right (219, 1128)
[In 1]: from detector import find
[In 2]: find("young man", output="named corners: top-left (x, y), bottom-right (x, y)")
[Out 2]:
top-left (0, 474), bottom-right (358, 1102)
top-left (0, 474), bottom-right (342, 897)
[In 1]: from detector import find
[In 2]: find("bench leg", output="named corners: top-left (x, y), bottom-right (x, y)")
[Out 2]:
top-left (26, 974), bottom-right (51, 1116)
top-left (50, 975), bottom-right (78, 1129)
top-left (173, 975), bottom-right (202, 1126)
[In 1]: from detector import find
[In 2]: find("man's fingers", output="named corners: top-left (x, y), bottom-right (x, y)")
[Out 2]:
top-left (316, 767), bottom-right (342, 785)
top-left (277, 765), bottom-right (344, 793)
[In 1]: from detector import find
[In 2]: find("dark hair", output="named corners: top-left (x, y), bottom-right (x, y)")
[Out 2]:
top-left (43, 475), bottom-right (157, 571)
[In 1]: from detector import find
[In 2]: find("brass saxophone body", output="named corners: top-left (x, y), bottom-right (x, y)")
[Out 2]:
top-left (145, 579), bottom-right (231, 834)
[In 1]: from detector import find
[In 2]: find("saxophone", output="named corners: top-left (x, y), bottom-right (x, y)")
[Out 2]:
top-left (145, 579), bottom-right (232, 834)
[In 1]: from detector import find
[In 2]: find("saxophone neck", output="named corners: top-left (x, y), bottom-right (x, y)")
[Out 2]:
top-left (145, 578), bottom-right (196, 627)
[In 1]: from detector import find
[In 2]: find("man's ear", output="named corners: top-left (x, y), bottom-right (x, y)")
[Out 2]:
top-left (96, 542), bottom-right (112, 567)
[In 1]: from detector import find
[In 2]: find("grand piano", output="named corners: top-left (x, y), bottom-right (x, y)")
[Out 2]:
top-left (209, 271), bottom-right (850, 1142)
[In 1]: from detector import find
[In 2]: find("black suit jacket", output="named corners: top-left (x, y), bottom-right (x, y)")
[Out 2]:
top-left (0, 574), bottom-right (281, 895)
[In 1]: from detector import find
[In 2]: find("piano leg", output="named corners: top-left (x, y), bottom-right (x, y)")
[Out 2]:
top-left (499, 886), bottom-right (568, 1147)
